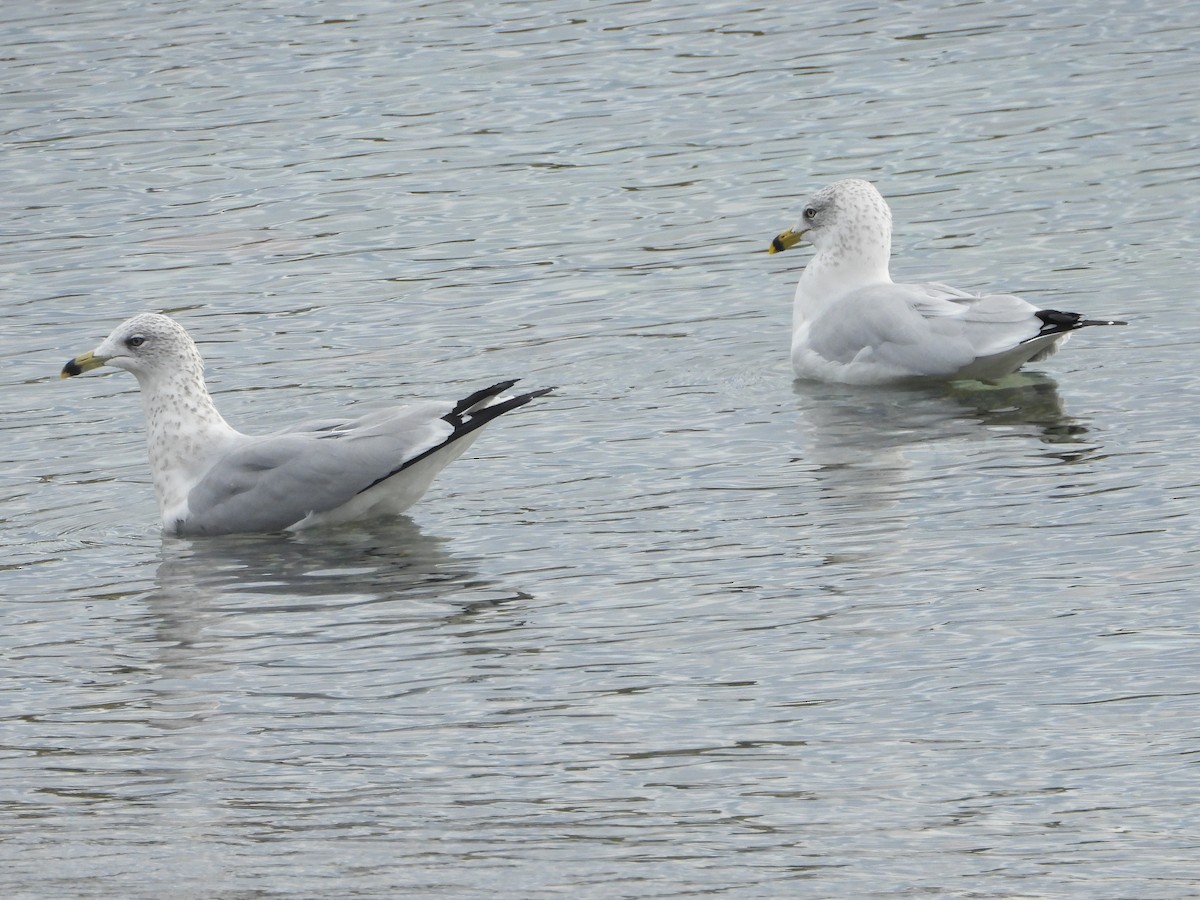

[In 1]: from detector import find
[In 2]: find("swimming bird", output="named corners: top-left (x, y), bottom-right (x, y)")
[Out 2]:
top-left (61, 313), bottom-right (551, 536)
top-left (768, 179), bottom-right (1125, 385)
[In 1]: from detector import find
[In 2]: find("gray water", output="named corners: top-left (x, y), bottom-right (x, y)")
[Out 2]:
top-left (3, 0), bottom-right (1199, 896)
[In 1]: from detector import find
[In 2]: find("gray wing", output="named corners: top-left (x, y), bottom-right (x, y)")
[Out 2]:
top-left (178, 401), bottom-right (455, 536)
top-left (808, 281), bottom-right (1043, 376)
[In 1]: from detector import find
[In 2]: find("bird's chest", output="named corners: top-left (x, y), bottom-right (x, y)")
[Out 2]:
top-left (143, 404), bottom-right (226, 521)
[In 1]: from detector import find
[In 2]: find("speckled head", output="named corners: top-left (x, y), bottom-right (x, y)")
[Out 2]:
top-left (769, 178), bottom-right (894, 262)
top-left (61, 312), bottom-right (205, 385)
top-left (797, 179), bottom-right (892, 252)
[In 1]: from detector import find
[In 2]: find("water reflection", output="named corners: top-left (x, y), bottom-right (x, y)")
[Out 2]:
top-left (153, 517), bottom-right (477, 604)
top-left (143, 518), bottom-right (519, 676)
top-left (944, 374), bottom-right (1093, 451)
top-left (793, 372), bottom-right (1092, 461)
top-left (789, 372), bottom-right (1100, 576)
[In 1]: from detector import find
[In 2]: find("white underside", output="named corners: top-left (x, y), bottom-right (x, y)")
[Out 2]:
top-left (791, 330), bottom-right (1069, 386)
top-left (290, 430), bottom-right (482, 530)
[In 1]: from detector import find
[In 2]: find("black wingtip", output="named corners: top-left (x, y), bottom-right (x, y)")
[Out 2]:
top-left (1034, 309), bottom-right (1127, 338)
top-left (448, 379), bottom-right (521, 417)
top-left (447, 384), bottom-right (554, 429)
top-left (515, 386), bottom-right (555, 404)
top-left (357, 383), bottom-right (553, 496)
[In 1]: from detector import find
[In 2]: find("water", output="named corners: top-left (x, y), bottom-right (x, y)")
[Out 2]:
top-left (3, 0), bottom-right (1199, 896)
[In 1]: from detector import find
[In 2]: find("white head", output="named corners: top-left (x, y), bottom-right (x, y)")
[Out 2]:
top-left (62, 312), bottom-right (205, 387)
top-left (769, 178), bottom-right (893, 259)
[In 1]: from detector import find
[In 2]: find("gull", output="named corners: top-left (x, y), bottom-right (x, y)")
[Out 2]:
top-left (768, 179), bottom-right (1125, 384)
top-left (61, 313), bottom-right (551, 536)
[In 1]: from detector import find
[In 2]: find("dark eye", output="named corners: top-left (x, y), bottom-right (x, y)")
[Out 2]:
top-left (803, 207), bottom-right (818, 221)
top-left (126, 336), bottom-right (145, 348)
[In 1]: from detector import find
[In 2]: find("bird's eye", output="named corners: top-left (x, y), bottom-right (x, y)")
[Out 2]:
top-left (803, 207), bottom-right (818, 221)
top-left (127, 336), bottom-right (145, 348)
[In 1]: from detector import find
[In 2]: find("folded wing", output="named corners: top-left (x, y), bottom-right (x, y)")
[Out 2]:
top-left (178, 400), bottom-right (456, 535)
top-left (805, 281), bottom-right (1051, 378)
top-left (176, 381), bottom-right (551, 536)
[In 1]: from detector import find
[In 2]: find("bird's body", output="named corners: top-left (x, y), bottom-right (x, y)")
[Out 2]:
top-left (769, 179), bottom-right (1125, 385)
top-left (61, 313), bottom-right (550, 536)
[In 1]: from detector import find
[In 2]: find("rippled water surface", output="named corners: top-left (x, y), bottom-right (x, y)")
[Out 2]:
top-left (4, 0), bottom-right (1199, 896)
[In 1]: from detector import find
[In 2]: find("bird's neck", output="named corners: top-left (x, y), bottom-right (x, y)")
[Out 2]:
top-left (793, 237), bottom-right (893, 325)
top-left (134, 369), bottom-right (238, 524)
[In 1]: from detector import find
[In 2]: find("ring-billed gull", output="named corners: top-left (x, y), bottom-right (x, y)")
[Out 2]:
top-left (61, 313), bottom-right (552, 536)
top-left (769, 179), bottom-right (1126, 385)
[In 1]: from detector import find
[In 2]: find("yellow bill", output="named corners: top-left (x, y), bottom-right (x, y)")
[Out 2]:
top-left (768, 228), bottom-right (804, 255)
top-left (61, 350), bottom-right (105, 378)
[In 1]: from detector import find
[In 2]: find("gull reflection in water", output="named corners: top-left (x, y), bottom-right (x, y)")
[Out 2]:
top-left (788, 372), bottom-right (1100, 575)
top-left (143, 517), bottom-right (521, 678)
